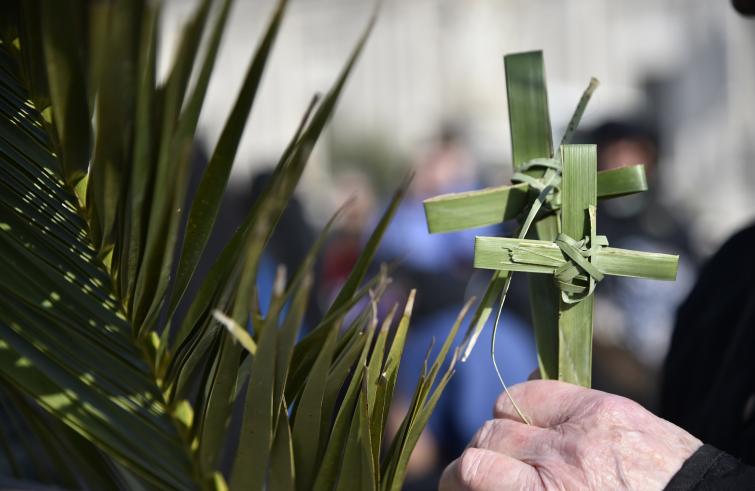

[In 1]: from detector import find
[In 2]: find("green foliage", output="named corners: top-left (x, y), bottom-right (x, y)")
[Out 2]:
top-left (0, 1), bottom-right (461, 489)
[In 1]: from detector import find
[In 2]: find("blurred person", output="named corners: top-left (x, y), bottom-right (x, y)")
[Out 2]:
top-left (248, 171), bottom-right (320, 324)
top-left (179, 167), bottom-right (320, 473)
top-left (377, 125), bottom-right (536, 490)
top-left (378, 124), bottom-right (478, 281)
top-left (249, 172), bottom-right (316, 285)
top-left (661, 222), bottom-right (755, 466)
top-left (185, 168), bottom-right (319, 325)
top-left (583, 120), bottom-right (697, 408)
top-left (319, 170), bottom-right (377, 310)
top-left (377, 124), bottom-right (525, 318)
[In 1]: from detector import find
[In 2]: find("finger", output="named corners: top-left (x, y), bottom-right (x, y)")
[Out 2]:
top-left (440, 447), bottom-right (541, 491)
top-left (469, 418), bottom-right (553, 462)
top-left (494, 379), bottom-right (592, 427)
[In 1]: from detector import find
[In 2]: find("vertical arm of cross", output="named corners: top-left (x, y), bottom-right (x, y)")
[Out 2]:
top-left (505, 52), bottom-right (554, 171)
top-left (504, 51), bottom-right (561, 379)
top-left (557, 145), bottom-right (597, 386)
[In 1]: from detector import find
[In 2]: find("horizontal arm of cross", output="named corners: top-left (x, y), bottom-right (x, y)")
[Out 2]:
top-left (474, 235), bottom-right (678, 281)
top-left (423, 164), bottom-right (648, 234)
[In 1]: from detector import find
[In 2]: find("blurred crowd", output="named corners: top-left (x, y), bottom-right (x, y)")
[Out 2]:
top-left (196, 112), bottom-right (705, 489)
top-left (159, 1), bottom-right (754, 488)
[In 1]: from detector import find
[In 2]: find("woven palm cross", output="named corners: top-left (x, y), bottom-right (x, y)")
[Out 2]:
top-left (422, 51), bottom-right (679, 388)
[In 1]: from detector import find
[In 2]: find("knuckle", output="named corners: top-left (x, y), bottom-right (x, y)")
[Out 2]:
top-left (593, 394), bottom-right (624, 418)
top-left (493, 394), bottom-right (507, 416)
top-left (494, 387), bottom-right (521, 415)
top-left (474, 419), bottom-right (497, 447)
top-left (458, 448), bottom-right (486, 488)
top-left (475, 419), bottom-right (523, 450)
top-left (591, 396), bottom-right (645, 434)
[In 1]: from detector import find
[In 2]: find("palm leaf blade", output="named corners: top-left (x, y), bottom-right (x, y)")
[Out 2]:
top-left (169, 0), bottom-right (288, 317)
top-left (0, 48), bottom-right (195, 489)
top-left (504, 50), bottom-right (560, 379)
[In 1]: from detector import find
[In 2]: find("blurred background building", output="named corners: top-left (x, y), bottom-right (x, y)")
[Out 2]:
top-left (162, 0), bottom-right (755, 488)
top-left (163, 0), bottom-right (755, 255)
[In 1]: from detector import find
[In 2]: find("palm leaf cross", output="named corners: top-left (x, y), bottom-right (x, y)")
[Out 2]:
top-left (423, 51), bottom-right (679, 387)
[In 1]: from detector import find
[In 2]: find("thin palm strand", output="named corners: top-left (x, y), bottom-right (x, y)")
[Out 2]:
top-left (490, 169), bottom-right (561, 426)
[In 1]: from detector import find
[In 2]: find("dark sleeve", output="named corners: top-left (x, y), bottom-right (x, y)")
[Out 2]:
top-left (665, 444), bottom-right (755, 490)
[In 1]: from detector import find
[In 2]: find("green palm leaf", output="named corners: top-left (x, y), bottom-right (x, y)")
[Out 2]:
top-left (0, 1), bottom-right (465, 489)
top-left (0, 45), bottom-right (195, 488)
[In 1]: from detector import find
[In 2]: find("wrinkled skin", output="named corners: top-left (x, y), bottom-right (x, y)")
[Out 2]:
top-left (440, 380), bottom-right (701, 490)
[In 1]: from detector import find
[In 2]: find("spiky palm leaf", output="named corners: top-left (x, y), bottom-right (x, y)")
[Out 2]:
top-left (0, 1), bottom-right (460, 489)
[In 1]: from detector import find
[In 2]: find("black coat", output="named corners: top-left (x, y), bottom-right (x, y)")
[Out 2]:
top-left (661, 223), bottom-right (755, 488)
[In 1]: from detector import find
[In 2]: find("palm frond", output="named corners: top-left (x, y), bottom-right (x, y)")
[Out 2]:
top-left (0, 1), bottom-right (464, 489)
top-left (0, 44), bottom-right (195, 488)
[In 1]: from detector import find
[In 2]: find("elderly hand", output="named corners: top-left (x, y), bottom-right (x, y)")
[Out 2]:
top-left (440, 380), bottom-right (701, 490)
